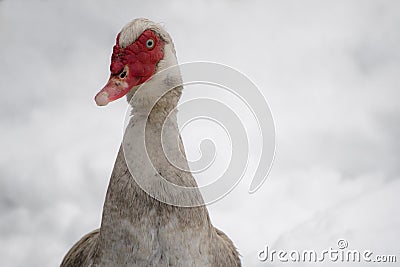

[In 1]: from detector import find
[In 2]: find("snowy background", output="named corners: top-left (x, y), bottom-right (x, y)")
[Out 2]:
top-left (1, 0), bottom-right (400, 266)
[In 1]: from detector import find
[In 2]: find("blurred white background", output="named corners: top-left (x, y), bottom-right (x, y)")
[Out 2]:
top-left (1, 0), bottom-right (399, 266)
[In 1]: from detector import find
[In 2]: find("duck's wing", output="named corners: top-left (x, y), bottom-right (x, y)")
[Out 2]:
top-left (214, 227), bottom-right (241, 266)
top-left (60, 229), bottom-right (99, 267)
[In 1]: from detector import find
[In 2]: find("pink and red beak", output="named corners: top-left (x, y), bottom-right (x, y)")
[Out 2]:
top-left (94, 75), bottom-right (141, 106)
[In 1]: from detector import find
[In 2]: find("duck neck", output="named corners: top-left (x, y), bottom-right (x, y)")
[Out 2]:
top-left (95, 87), bottom-right (211, 263)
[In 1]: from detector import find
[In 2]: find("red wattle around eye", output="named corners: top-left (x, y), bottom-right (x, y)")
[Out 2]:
top-left (137, 52), bottom-right (148, 63)
top-left (110, 29), bottom-right (164, 87)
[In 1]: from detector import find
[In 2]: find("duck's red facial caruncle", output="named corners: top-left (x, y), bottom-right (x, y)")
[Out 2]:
top-left (95, 30), bottom-right (164, 106)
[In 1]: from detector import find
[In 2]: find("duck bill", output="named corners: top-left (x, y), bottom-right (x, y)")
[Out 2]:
top-left (94, 76), bottom-right (140, 106)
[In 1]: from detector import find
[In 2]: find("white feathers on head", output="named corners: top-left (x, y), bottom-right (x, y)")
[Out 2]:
top-left (118, 18), bottom-right (173, 49)
top-left (121, 19), bottom-right (182, 110)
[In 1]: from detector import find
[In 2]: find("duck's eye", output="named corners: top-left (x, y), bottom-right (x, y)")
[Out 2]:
top-left (146, 39), bottom-right (155, 49)
top-left (119, 70), bottom-right (127, 79)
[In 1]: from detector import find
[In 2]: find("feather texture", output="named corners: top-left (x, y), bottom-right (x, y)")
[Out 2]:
top-left (61, 18), bottom-right (241, 267)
